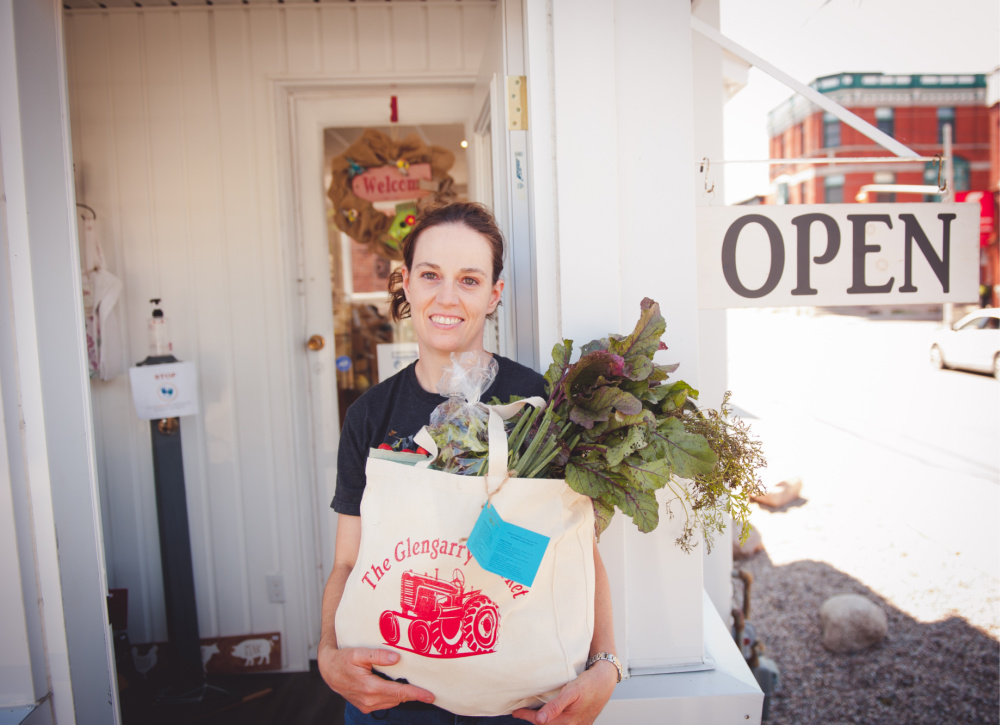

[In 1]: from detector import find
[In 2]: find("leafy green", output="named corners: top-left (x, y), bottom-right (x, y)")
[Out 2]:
top-left (428, 297), bottom-right (767, 552)
top-left (502, 298), bottom-right (766, 551)
top-left (650, 418), bottom-right (717, 479)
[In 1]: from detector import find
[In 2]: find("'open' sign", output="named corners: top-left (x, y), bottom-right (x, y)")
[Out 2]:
top-left (697, 204), bottom-right (979, 309)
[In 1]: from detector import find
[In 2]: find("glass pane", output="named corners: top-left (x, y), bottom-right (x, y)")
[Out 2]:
top-left (323, 124), bottom-right (468, 426)
top-left (958, 318), bottom-right (986, 331)
top-left (823, 119), bottom-right (840, 148)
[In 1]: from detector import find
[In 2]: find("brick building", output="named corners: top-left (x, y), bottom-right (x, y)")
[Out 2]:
top-left (767, 71), bottom-right (999, 306)
top-left (987, 67), bottom-right (999, 306)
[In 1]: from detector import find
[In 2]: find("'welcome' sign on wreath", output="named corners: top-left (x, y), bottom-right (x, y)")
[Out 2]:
top-left (328, 128), bottom-right (457, 260)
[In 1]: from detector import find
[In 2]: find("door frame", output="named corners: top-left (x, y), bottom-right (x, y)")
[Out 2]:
top-left (273, 76), bottom-right (481, 656)
top-left (471, 0), bottom-right (540, 371)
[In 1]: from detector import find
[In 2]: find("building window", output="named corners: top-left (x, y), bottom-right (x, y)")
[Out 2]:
top-left (823, 113), bottom-right (841, 148)
top-left (875, 107), bottom-right (894, 138)
top-left (937, 107), bottom-right (955, 143)
top-left (824, 174), bottom-right (844, 204)
top-left (873, 171), bottom-right (895, 203)
top-left (777, 182), bottom-right (789, 205)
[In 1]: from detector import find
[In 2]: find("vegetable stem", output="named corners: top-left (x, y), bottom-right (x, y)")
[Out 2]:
top-left (508, 405), bottom-right (541, 466)
top-left (512, 407), bottom-right (555, 475)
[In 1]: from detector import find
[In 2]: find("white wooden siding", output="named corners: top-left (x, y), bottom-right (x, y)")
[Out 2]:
top-left (64, 2), bottom-right (493, 669)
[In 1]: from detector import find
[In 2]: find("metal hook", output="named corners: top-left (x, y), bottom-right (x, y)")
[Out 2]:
top-left (934, 154), bottom-right (947, 193)
top-left (700, 157), bottom-right (715, 195)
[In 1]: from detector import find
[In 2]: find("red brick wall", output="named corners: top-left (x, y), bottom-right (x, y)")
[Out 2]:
top-left (990, 104), bottom-right (999, 193)
top-left (774, 102), bottom-right (991, 203)
top-left (350, 239), bottom-right (393, 294)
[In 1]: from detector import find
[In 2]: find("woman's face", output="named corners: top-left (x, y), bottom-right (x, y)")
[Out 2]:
top-left (401, 223), bottom-right (503, 358)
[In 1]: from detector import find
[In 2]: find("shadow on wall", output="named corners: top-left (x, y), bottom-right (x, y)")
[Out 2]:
top-left (737, 552), bottom-right (1000, 725)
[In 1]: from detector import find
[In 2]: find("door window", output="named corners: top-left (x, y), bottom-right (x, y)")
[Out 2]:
top-left (323, 124), bottom-right (468, 425)
top-left (957, 316), bottom-right (993, 332)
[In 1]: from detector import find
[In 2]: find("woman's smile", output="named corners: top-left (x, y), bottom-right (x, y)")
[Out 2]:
top-left (430, 314), bottom-right (464, 326)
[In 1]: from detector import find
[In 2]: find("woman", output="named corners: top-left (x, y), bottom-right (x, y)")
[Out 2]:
top-left (318, 202), bottom-right (619, 725)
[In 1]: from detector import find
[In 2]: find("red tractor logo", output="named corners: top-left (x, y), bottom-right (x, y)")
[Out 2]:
top-left (379, 569), bottom-right (499, 658)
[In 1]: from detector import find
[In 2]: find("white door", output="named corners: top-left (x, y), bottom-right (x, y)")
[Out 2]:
top-left (466, 0), bottom-right (539, 370)
top-left (287, 1), bottom-right (536, 661)
top-left (288, 86), bottom-right (475, 655)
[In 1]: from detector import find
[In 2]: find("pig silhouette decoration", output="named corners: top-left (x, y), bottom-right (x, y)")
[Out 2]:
top-left (230, 637), bottom-right (274, 666)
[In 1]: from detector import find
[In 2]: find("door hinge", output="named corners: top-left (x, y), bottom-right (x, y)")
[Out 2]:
top-left (507, 75), bottom-right (528, 131)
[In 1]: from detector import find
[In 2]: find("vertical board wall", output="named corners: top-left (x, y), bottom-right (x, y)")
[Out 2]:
top-left (63, 2), bottom-right (494, 669)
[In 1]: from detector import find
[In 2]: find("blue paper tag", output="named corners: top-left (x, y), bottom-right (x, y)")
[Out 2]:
top-left (467, 502), bottom-right (550, 587)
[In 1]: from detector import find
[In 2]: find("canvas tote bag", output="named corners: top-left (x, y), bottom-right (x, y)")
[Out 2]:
top-left (335, 399), bottom-right (596, 716)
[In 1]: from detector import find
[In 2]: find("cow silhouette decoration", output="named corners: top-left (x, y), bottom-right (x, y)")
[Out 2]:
top-left (379, 569), bottom-right (500, 657)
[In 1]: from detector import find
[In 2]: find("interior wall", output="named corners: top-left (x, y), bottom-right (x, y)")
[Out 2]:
top-left (63, 2), bottom-right (494, 667)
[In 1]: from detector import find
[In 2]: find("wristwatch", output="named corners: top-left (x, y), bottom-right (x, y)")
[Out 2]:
top-left (586, 652), bottom-right (623, 683)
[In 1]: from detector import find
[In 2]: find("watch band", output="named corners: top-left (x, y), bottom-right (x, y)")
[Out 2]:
top-left (586, 652), bottom-right (623, 683)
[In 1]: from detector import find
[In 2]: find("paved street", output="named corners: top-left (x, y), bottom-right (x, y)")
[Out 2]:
top-left (724, 307), bottom-right (999, 630)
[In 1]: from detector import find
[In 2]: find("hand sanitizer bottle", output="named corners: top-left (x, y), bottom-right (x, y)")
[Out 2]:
top-left (148, 298), bottom-right (173, 357)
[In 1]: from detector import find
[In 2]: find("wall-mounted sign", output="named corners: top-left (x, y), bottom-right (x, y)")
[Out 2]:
top-left (351, 163), bottom-right (432, 202)
top-left (377, 342), bottom-right (419, 383)
top-left (697, 204), bottom-right (979, 309)
top-left (127, 631), bottom-right (282, 681)
top-left (202, 632), bottom-right (281, 674)
top-left (128, 361), bottom-right (200, 419)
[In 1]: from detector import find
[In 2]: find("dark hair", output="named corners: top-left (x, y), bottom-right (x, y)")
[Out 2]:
top-left (387, 202), bottom-right (506, 322)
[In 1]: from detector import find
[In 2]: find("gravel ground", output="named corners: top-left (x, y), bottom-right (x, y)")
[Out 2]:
top-left (735, 494), bottom-right (999, 725)
top-left (723, 311), bottom-right (999, 725)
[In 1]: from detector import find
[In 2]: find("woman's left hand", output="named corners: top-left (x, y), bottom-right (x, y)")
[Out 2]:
top-left (511, 661), bottom-right (618, 725)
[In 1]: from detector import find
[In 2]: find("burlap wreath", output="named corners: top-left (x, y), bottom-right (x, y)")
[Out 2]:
top-left (328, 128), bottom-right (457, 260)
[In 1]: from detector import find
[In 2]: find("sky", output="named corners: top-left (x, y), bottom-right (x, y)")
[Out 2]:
top-left (718, 0), bottom-right (1000, 204)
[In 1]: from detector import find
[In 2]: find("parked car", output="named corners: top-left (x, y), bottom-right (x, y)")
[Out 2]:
top-left (929, 308), bottom-right (1000, 378)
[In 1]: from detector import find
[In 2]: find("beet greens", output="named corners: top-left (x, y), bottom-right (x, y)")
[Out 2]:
top-left (504, 298), bottom-right (765, 550)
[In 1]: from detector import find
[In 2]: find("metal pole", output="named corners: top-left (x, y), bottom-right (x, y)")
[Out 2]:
top-left (138, 354), bottom-right (205, 699)
top-left (943, 124), bottom-right (955, 327)
top-left (150, 416), bottom-right (204, 693)
top-left (690, 16), bottom-right (920, 159)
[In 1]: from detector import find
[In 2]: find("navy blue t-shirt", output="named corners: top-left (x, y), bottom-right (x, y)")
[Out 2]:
top-left (331, 355), bottom-right (546, 516)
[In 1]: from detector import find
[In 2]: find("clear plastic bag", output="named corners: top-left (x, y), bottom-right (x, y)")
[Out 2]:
top-left (425, 351), bottom-right (499, 475)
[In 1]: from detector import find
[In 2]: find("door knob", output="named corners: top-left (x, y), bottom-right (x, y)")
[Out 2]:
top-left (307, 335), bottom-right (325, 351)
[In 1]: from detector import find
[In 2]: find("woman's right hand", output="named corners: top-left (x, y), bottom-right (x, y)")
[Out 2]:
top-left (318, 644), bottom-right (436, 714)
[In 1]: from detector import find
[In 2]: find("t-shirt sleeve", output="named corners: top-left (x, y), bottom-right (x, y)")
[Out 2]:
top-left (331, 403), bottom-right (368, 516)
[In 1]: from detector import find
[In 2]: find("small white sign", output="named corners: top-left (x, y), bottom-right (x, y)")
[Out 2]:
top-left (697, 203), bottom-right (979, 309)
top-left (129, 361), bottom-right (200, 420)
top-left (377, 343), bottom-right (419, 383)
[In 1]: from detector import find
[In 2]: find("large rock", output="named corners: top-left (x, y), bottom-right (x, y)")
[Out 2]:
top-left (752, 476), bottom-right (803, 510)
top-left (732, 524), bottom-right (764, 560)
top-left (820, 594), bottom-right (888, 653)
